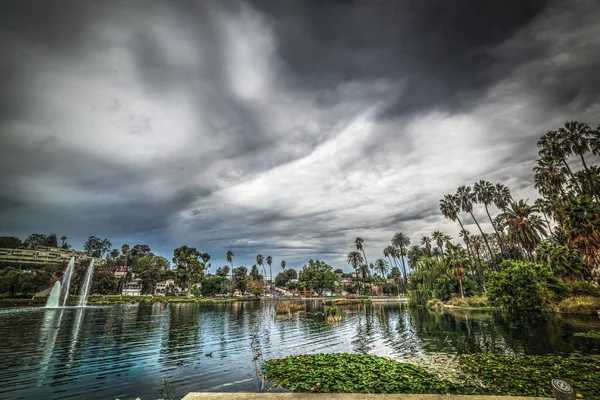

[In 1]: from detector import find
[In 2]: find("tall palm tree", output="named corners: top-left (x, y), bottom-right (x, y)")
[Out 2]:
top-left (534, 198), bottom-right (553, 233)
top-left (420, 236), bottom-right (432, 255)
top-left (60, 236), bottom-right (67, 248)
top-left (493, 184), bottom-right (512, 213)
top-left (355, 237), bottom-right (372, 294)
top-left (458, 229), bottom-right (475, 263)
top-left (559, 121), bottom-right (597, 199)
top-left (256, 254), bottom-right (265, 280)
top-left (469, 234), bottom-right (486, 287)
top-left (281, 260), bottom-right (286, 271)
top-left (383, 246), bottom-right (397, 271)
top-left (443, 234), bottom-right (453, 250)
top-left (266, 255), bottom-right (273, 294)
top-left (538, 130), bottom-right (581, 192)
top-left (534, 156), bottom-right (568, 198)
top-left (456, 185), bottom-right (494, 257)
top-left (501, 200), bottom-right (547, 261)
top-left (440, 194), bottom-right (468, 232)
top-left (347, 250), bottom-right (364, 294)
top-left (375, 258), bottom-right (388, 277)
top-left (392, 232), bottom-right (410, 287)
top-left (432, 231), bottom-right (445, 255)
top-left (445, 244), bottom-right (469, 298)
top-left (226, 250), bottom-right (234, 281)
top-left (474, 180), bottom-right (506, 254)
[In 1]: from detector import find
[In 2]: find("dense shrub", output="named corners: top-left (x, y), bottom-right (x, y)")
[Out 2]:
top-left (566, 281), bottom-right (600, 297)
top-left (467, 296), bottom-right (489, 307)
top-left (450, 297), bottom-right (468, 308)
top-left (433, 276), bottom-right (478, 301)
top-left (557, 296), bottom-right (600, 315)
top-left (487, 260), bottom-right (550, 311)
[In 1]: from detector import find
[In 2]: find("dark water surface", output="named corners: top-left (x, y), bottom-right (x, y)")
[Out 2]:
top-left (1, 301), bottom-right (599, 400)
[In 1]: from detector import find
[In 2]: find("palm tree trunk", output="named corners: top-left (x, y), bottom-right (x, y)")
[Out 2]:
top-left (579, 152), bottom-right (599, 201)
top-left (469, 211), bottom-right (494, 258)
top-left (561, 159), bottom-right (582, 193)
top-left (458, 277), bottom-right (464, 298)
top-left (361, 250), bottom-right (372, 296)
top-left (474, 248), bottom-right (486, 290)
top-left (484, 204), bottom-right (505, 255)
top-left (399, 251), bottom-right (409, 290)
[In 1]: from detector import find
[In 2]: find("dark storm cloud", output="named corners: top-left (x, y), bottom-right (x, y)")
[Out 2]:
top-left (247, 0), bottom-right (548, 117)
top-left (1, 0), bottom-right (599, 269)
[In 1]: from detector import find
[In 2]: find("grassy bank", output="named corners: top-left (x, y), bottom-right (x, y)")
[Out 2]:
top-left (265, 353), bottom-right (600, 398)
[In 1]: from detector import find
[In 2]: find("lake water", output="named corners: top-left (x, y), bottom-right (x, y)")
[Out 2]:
top-left (1, 301), bottom-right (599, 400)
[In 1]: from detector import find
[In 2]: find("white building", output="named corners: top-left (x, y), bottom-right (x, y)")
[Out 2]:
top-left (122, 278), bottom-right (142, 296)
top-left (155, 279), bottom-right (176, 296)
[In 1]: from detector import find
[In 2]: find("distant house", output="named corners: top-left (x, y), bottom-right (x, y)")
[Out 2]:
top-left (122, 278), bottom-right (142, 296)
top-left (114, 266), bottom-right (129, 278)
top-left (155, 279), bottom-right (176, 296)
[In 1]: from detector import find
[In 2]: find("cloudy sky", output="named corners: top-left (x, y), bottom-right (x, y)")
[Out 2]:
top-left (1, 0), bottom-right (600, 271)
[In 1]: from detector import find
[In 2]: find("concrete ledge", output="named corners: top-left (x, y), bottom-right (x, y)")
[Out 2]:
top-left (183, 393), bottom-right (549, 400)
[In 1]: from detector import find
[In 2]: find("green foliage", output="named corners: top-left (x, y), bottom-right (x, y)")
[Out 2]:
top-left (134, 255), bottom-right (170, 294)
top-left (265, 354), bottom-right (472, 394)
top-left (172, 246), bottom-right (206, 296)
top-left (232, 266), bottom-right (248, 293)
top-left (556, 296), bottom-right (600, 315)
top-left (83, 235), bottom-right (112, 258)
top-left (249, 264), bottom-right (262, 280)
top-left (247, 277), bottom-right (264, 296)
top-left (487, 260), bottom-right (550, 311)
top-left (573, 330), bottom-right (600, 339)
top-left (0, 236), bottom-right (22, 248)
top-left (536, 240), bottom-right (586, 278)
top-left (566, 280), bottom-right (600, 297)
top-left (200, 276), bottom-right (230, 296)
top-left (215, 266), bottom-right (230, 277)
top-left (298, 259), bottom-right (337, 296)
top-left (0, 268), bottom-right (55, 296)
top-left (274, 268), bottom-right (297, 287)
top-left (90, 267), bottom-right (119, 295)
top-left (459, 354), bottom-right (600, 398)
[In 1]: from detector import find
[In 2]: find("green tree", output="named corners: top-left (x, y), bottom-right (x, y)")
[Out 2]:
top-left (392, 232), bottom-right (410, 286)
top-left (444, 244), bottom-right (469, 298)
top-left (247, 277), bottom-right (264, 296)
top-left (0, 236), bottom-right (22, 249)
top-left (250, 264), bottom-right (262, 280)
top-left (487, 260), bottom-right (550, 311)
top-left (83, 236), bottom-right (112, 258)
top-left (420, 236), bottom-right (432, 256)
top-left (346, 250), bottom-right (364, 294)
top-left (216, 266), bottom-right (230, 277)
top-left (501, 200), bottom-right (547, 261)
top-left (232, 266), bottom-right (248, 293)
top-left (355, 237), bottom-right (372, 294)
top-left (24, 233), bottom-right (48, 249)
top-left (298, 259), bottom-right (337, 296)
top-left (172, 246), bottom-right (205, 297)
top-left (201, 276), bottom-right (230, 296)
top-left (456, 185), bottom-right (493, 257)
top-left (375, 258), bottom-right (388, 277)
top-left (562, 195), bottom-right (600, 271)
top-left (134, 255), bottom-right (170, 294)
top-left (274, 268), bottom-right (297, 287)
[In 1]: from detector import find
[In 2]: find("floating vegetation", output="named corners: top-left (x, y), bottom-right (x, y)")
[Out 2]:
top-left (276, 303), bottom-right (305, 314)
top-left (326, 298), bottom-right (363, 306)
top-left (265, 354), bottom-right (473, 394)
top-left (265, 353), bottom-right (600, 398)
top-left (574, 330), bottom-right (600, 339)
top-left (459, 354), bottom-right (600, 398)
top-left (325, 306), bottom-right (341, 323)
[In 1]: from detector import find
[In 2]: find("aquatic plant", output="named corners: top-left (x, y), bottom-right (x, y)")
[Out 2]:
top-left (276, 303), bottom-right (305, 313)
top-left (325, 306), bottom-right (341, 323)
top-left (557, 296), bottom-right (600, 314)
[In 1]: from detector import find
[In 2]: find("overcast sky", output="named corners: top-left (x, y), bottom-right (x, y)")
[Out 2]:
top-left (1, 0), bottom-right (600, 271)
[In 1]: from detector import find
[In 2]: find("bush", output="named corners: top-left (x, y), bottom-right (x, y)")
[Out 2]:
top-left (566, 281), bottom-right (600, 297)
top-left (450, 297), bottom-right (468, 308)
top-left (467, 296), bottom-right (489, 307)
top-left (557, 296), bottom-right (600, 315)
top-left (487, 260), bottom-right (550, 311)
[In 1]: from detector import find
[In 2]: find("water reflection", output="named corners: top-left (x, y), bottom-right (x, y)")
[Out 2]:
top-left (0, 302), bottom-right (599, 400)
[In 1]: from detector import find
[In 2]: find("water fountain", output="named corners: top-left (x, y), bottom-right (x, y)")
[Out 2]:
top-left (61, 257), bottom-right (76, 307)
top-left (78, 260), bottom-right (95, 307)
top-left (45, 281), bottom-right (62, 308)
top-left (45, 257), bottom-right (75, 308)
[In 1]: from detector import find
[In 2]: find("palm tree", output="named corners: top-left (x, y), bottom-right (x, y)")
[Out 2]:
top-left (469, 234), bottom-right (486, 287)
top-left (60, 236), bottom-right (67, 248)
top-left (226, 250), bottom-right (234, 283)
top-left (420, 236), bottom-right (432, 255)
top-left (281, 260), bottom-right (286, 270)
top-left (256, 254), bottom-right (265, 280)
top-left (432, 231), bottom-right (445, 255)
top-left (534, 198), bottom-right (553, 233)
top-left (355, 237), bottom-right (372, 295)
top-left (443, 234), bottom-right (453, 250)
top-left (266, 255), bottom-right (273, 294)
top-left (445, 244), bottom-right (469, 298)
top-left (534, 156), bottom-right (568, 198)
top-left (456, 185), bottom-right (494, 257)
top-left (458, 229), bottom-right (475, 262)
top-left (501, 200), bottom-right (547, 261)
top-left (538, 129), bottom-right (581, 192)
top-left (110, 248), bottom-right (120, 261)
top-left (347, 251), bottom-right (364, 294)
top-left (559, 121), bottom-right (597, 199)
top-left (440, 194), bottom-right (468, 232)
top-left (375, 258), bottom-right (388, 277)
top-left (392, 232), bottom-right (410, 287)
top-left (383, 246), bottom-right (397, 271)
top-left (474, 180), bottom-right (506, 254)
